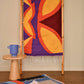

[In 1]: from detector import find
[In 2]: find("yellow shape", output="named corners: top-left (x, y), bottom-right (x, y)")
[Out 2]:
top-left (42, 0), bottom-right (60, 15)
top-left (24, 8), bottom-right (33, 36)
top-left (40, 27), bottom-right (62, 53)
top-left (24, 37), bottom-right (32, 46)
top-left (24, 0), bottom-right (31, 7)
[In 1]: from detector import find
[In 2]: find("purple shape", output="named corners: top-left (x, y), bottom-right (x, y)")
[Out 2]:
top-left (31, 0), bottom-right (41, 38)
top-left (24, 2), bottom-right (29, 12)
top-left (32, 39), bottom-right (49, 55)
top-left (23, 30), bottom-right (29, 40)
top-left (25, 52), bottom-right (63, 56)
top-left (31, 0), bottom-right (49, 55)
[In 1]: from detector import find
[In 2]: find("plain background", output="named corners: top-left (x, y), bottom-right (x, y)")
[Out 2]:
top-left (0, 0), bottom-right (84, 71)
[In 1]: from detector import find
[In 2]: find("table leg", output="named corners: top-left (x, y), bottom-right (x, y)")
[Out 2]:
top-left (9, 60), bottom-right (20, 80)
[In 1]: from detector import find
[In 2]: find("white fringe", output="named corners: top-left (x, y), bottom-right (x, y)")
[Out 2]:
top-left (23, 56), bottom-right (62, 65)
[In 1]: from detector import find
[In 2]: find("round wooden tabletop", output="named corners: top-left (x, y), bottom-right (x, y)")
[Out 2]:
top-left (3, 54), bottom-right (26, 60)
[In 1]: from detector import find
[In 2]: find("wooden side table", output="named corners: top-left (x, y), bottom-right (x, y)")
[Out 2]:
top-left (3, 54), bottom-right (26, 80)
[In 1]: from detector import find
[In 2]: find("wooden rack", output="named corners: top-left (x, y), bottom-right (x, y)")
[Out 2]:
top-left (19, 0), bottom-right (64, 75)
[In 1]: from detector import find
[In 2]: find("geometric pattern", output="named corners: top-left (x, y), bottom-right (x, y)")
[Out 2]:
top-left (23, 0), bottom-right (63, 56)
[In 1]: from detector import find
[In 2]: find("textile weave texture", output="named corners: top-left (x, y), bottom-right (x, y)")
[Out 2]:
top-left (23, 0), bottom-right (63, 56)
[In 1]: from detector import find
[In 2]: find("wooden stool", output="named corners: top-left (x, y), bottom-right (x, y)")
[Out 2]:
top-left (3, 54), bottom-right (26, 80)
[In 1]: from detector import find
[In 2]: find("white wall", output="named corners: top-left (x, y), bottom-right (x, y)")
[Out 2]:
top-left (64, 0), bottom-right (84, 71)
top-left (0, 0), bottom-right (84, 71)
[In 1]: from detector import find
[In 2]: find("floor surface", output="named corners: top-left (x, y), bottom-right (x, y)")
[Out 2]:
top-left (0, 71), bottom-right (84, 84)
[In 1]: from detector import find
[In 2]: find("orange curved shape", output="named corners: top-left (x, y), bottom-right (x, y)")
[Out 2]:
top-left (38, 23), bottom-right (62, 53)
top-left (38, 0), bottom-right (61, 21)
top-left (24, 37), bottom-right (33, 54)
top-left (42, 0), bottom-right (60, 16)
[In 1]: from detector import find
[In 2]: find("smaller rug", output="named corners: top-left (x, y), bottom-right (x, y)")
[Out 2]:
top-left (18, 74), bottom-right (64, 84)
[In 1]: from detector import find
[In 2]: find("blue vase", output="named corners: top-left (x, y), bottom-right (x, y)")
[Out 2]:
top-left (8, 45), bottom-right (20, 57)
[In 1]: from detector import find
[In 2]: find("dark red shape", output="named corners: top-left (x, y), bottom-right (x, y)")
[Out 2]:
top-left (40, 8), bottom-right (62, 37)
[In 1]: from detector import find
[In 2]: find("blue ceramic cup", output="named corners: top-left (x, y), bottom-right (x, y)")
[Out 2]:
top-left (7, 45), bottom-right (20, 56)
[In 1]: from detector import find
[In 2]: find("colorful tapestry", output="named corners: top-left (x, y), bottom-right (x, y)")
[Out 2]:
top-left (23, 0), bottom-right (63, 56)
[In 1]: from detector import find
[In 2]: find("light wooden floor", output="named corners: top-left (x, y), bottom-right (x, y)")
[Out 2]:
top-left (0, 71), bottom-right (84, 84)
